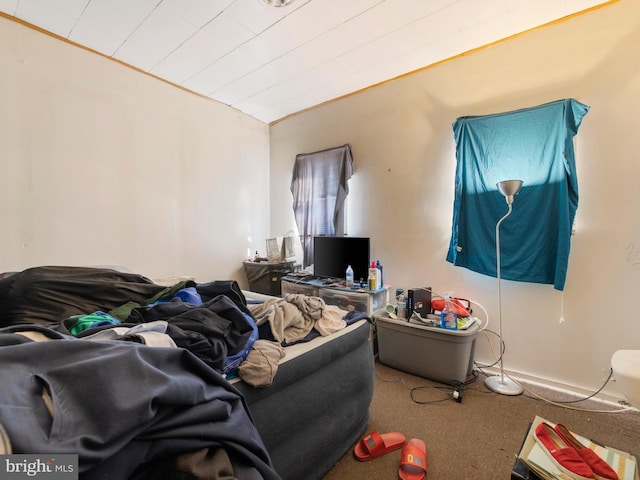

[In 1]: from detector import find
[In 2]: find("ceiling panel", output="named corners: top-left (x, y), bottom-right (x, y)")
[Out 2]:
top-left (0, 0), bottom-right (17, 15)
top-left (566, 0), bottom-right (613, 10)
top-left (14, 0), bottom-right (86, 38)
top-left (69, 0), bottom-right (159, 55)
top-left (0, 0), bottom-right (615, 123)
top-left (160, 0), bottom-right (233, 29)
top-left (435, 12), bottom-right (514, 61)
top-left (235, 55), bottom-right (357, 117)
top-left (449, 0), bottom-right (510, 31)
top-left (226, 0), bottom-right (307, 34)
top-left (182, 44), bottom-right (261, 94)
top-left (151, 12), bottom-right (254, 84)
top-left (322, 0), bottom-right (383, 23)
top-left (115, 5), bottom-right (198, 71)
top-left (212, 39), bottom-right (334, 105)
top-left (306, 22), bottom-right (367, 57)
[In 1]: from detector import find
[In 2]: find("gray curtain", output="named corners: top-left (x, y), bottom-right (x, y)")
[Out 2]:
top-left (290, 145), bottom-right (354, 268)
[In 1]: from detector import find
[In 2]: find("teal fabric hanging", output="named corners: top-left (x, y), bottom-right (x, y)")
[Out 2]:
top-left (446, 99), bottom-right (589, 290)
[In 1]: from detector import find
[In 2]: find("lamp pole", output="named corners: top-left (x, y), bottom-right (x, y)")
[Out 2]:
top-left (485, 180), bottom-right (524, 396)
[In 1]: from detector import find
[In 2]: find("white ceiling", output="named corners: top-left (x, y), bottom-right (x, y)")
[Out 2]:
top-left (1, 0), bottom-right (611, 124)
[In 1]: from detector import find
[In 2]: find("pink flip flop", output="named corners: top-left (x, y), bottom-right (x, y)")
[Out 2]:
top-left (353, 430), bottom-right (406, 461)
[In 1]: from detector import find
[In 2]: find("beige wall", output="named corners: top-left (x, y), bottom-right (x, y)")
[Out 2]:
top-left (270, 0), bottom-right (640, 400)
top-left (0, 16), bottom-right (270, 282)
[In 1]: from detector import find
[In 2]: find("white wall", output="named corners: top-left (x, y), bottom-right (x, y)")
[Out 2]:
top-left (269, 0), bottom-right (640, 400)
top-left (0, 17), bottom-right (270, 283)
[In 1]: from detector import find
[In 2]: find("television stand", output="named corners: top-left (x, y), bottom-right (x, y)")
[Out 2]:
top-left (281, 276), bottom-right (388, 315)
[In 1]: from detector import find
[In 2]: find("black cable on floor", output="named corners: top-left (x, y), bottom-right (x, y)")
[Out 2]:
top-left (523, 368), bottom-right (615, 404)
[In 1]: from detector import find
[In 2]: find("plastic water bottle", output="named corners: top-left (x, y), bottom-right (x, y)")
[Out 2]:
top-left (396, 294), bottom-right (407, 320)
top-left (376, 260), bottom-right (383, 288)
top-left (345, 265), bottom-right (354, 288)
top-left (441, 291), bottom-right (458, 330)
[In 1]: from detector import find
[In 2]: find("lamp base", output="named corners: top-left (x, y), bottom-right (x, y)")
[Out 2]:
top-left (485, 375), bottom-right (523, 396)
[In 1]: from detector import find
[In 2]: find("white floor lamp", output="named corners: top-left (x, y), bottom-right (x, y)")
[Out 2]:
top-left (485, 179), bottom-right (524, 396)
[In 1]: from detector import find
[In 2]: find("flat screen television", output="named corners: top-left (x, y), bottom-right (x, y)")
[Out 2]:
top-left (313, 236), bottom-right (370, 282)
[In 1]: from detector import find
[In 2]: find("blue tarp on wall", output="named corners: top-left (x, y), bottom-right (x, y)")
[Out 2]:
top-left (446, 99), bottom-right (589, 290)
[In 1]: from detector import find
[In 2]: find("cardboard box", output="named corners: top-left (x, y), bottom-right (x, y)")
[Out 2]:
top-left (374, 311), bottom-right (478, 385)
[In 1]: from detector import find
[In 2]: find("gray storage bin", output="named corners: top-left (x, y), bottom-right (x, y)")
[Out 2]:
top-left (374, 311), bottom-right (478, 385)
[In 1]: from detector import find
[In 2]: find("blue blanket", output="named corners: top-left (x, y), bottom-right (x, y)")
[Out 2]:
top-left (446, 99), bottom-right (589, 290)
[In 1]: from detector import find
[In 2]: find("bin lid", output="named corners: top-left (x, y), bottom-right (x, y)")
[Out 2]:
top-left (373, 310), bottom-right (479, 336)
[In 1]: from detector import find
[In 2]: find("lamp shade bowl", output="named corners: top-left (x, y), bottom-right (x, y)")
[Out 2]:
top-left (497, 180), bottom-right (523, 204)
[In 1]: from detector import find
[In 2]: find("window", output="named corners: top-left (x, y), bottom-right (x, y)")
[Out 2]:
top-left (290, 144), bottom-right (354, 268)
top-left (446, 99), bottom-right (589, 290)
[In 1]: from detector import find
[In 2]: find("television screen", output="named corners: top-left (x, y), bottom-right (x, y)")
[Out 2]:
top-left (313, 236), bottom-right (370, 282)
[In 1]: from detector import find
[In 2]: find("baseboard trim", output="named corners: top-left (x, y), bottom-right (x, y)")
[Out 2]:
top-left (478, 366), bottom-right (634, 409)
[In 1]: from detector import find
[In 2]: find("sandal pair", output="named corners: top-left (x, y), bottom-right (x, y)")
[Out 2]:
top-left (354, 431), bottom-right (427, 480)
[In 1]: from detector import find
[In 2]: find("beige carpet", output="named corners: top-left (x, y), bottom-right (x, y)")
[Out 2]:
top-left (322, 361), bottom-right (640, 480)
